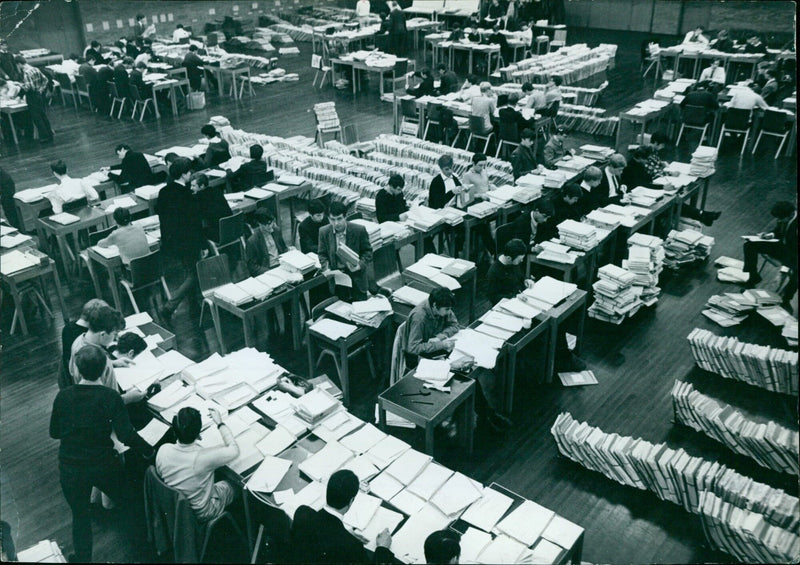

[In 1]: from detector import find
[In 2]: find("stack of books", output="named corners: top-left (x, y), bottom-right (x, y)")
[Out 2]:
top-left (378, 221), bottom-right (414, 242)
top-left (690, 146), bottom-right (718, 177)
top-left (406, 206), bottom-right (445, 231)
top-left (557, 219), bottom-right (597, 250)
top-left (589, 264), bottom-right (641, 324)
top-left (624, 235), bottom-right (664, 306)
top-left (715, 256), bottom-right (750, 283)
top-left (292, 388), bottom-right (341, 426)
top-left (783, 321), bottom-right (798, 347)
top-left (213, 283), bottom-right (256, 306)
top-left (436, 207), bottom-right (467, 226)
top-left (350, 219), bottom-right (384, 249)
top-left (392, 285), bottom-right (429, 307)
top-left (543, 169), bottom-right (567, 189)
top-left (628, 186), bottom-right (665, 208)
top-left (466, 201), bottom-right (500, 219)
top-left (536, 241), bottom-right (577, 264)
top-left (584, 209), bottom-right (622, 230)
top-left (702, 294), bottom-right (756, 327)
top-left (313, 102), bottom-right (341, 130)
top-left (521, 276), bottom-right (578, 311)
top-left (687, 328), bottom-right (799, 395)
top-left (671, 380), bottom-right (799, 476)
top-left (356, 197), bottom-right (377, 219)
top-left (664, 229), bottom-right (714, 268)
top-left (744, 288), bottom-right (783, 308)
top-left (279, 249), bottom-right (318, 275)
top-left (579, 144), bottom-right (615, 160)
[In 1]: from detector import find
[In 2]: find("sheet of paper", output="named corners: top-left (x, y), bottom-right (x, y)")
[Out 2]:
top-left (391, 504), bottom-right (451, 564)
top-left (541, 514), bottom-right (584, 549)
top-left (406, 462), bottom-right (453, 501)
top-left (359, 506), bottom-right (405, 552)
top-left (495, 499), bottom-right (555, 546)
top-left (342, 491), bottom-right (382, 532)
top-left (429, 472), bottom-right (483, 517)
top-left (298, 440), bottom-right (353, 482)
top-left (255, 426), bottom-right (297, 456)
top-left (461, 487), bottom-right (514, 532)
top-left (340, 423), bottom-right (386, 454)
top-left (246, 455), bottom-right (292, 493)
top-left (415, 359), bottom-right (452, 384)
top-left (369, 470), bottom-right (405, 501)
top-left (125, 312), bottom-right (153, 328)
top-left (460, 527), bottom-right (493, 564)
top-left (477, 535), bottom-right (527, 564)
top-left (385, 449), bottom-right (432, 485)
top-left (137, 418), bottom-right (170, 446)
top-left (365, 435), bottom-right (410, 469)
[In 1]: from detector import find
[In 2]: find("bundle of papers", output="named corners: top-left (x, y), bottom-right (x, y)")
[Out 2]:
top-left (702, 294), bottom-right (756, 327)
top-left (279, 249), bottom-right (318, 275)
top-left (589, 264), bottom-right (641, 324)
top-left (558, 370), bottom-right (598, 386)
top-left (690, 146), bottom-right (717, 177)
top-left (0, 231), bottom-right (32, 249)
top-left (671, 380), bottom-right (799, 476)
top-left (392, 285), bottom-right (429, 307)
top-left (664, 229), bottom-right (714, 268)
top-left (213, 282), bottom-right (255, 306)
top-left (405, 262), bottom-right (460, 291)
top-left (557, 219), bottom-right (597, 250)
top-left (466, 200), bottom-right (500, 219)
top-left (448, 328), bottom-right (503, 369)
top-left (134, 183), bottom-right (165, 201)
top-left (48, 212), bottom-right (80, 225)
top-left (406, 206), bottom-right (445, 231)
top-left (542, 169), bottom-right (567, 189)
top-left (310, 318), bottom-right (358, 340)
top-left (555, 155), bottom-right (595, 173)
top-left (623, 236), bottom-right (664, 305)
top-left (292, 388), bottom-right (341, 425)
top-left (299, 440), bottom-right (354, 482)
top-left (584, 209), bottom-right (622, 230)
top-left (579, 144), bottom-right (615, 160)
top-left (522, 276), bottom-right (577, 311)
top-left (783, 320), bottom-right (798, 347)
top-left (0, 249), bottom-right (41, 275)
top-left (325, 299), bottom-right (391, 328)
top-left (350, 219), bottom-right (385, 249)
top-left (744, 288), bottom-right (783, 308)
top-left (687, 328), bottom-right (798, 396)
top-left (628, 186), bottom-right (665, 208)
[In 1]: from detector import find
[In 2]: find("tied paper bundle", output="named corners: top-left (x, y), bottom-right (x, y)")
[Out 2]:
top-left (588, 264), bottom-right (641, 324)
top-left (701, 293), bottom-right (756, 327)
top-left (623, 236), bottom-right (664, 307)
top-left (557, 219), bottom-right (597, 250)
top-left (664, 229), bottom-right (714, 268)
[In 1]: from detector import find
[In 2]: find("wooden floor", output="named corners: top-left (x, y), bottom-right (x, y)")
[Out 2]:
top-left (1, 29), bottom-right (797, 564)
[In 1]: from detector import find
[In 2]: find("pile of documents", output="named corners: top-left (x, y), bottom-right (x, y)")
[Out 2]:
top-left (405, 254), bottom-right (474, 291)
top-left (16, 540), bottom-right (67, 563)
top-left (326, 297), bottom-right (392, 328)
top-left (350, 219), bottom-right (384, 248)
top-left (279, 249), bottom-right (319, 275)
top-left (557, 219), bottom-right (597, 250)
top-left (391, 285), bottom-right (429, 307)
top-left (405, 206), bottom-right (444, 231)
top-left (743, 288), bottom-right (783, 308)
top-left (690, 146), bottom-right (717, 177)
top-left (589, 264), bottom-right (641, 324)
top-left (435, 207), bottom-right (467, 226)
top-left (551, 411), bottom-right (800, 564)
top-left (584, 209), bottom-right (622, 230)
top-left (377, 220), bottom-right (414, 242)
top-left (664, 229), bottom-right (714, 268)
top-left (543, 169), bottom-right (567, 189)
top-left (783, 321), bottom-right (798, 347)
top-left (624, 234), bottom-right (664, 306)
top-left (309, 317), bottom-right (359, 340)
top-left (466, 201), bottom-right (500, 219)
top-left (448, 327), bottom-right (504, 370)
top-left (0, 229), bottom-right (32, 250)
top-left (0, 249), bottom-right (41, 275)
top-left (522, 276), bottom-right (578, 311)
top-left (579, 144), bottom-right (615, 160)
top-left (292, 388), bottom-right (341, 426)
top-left (714, 256), bottom-right (750, 283)
top-left (356, 197), bottom-right (376, 218)
top-left (134, 183), bottom-right (166, 201)
top-left (702, 294), bottom-right (756, 327)
top-left (687, 328), bottom-right (798, 395)
top-left (555, 155), bottom-right (595, 173)
top-left (628, 186), bottom-right (665, 208)
top-left (536, 241), bottom-right (578, 265)
top-left (671, 380), bottom-right (799, 476)
top-left (485, 184), bottom-right (541, 206)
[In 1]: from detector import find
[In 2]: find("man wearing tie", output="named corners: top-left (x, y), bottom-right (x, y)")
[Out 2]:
top-left (318, 201), bottom-right (374, 301)
top-left (699, 59), bottom-right (726, 92)
top-left (597, 153), bottom-right (627, 205)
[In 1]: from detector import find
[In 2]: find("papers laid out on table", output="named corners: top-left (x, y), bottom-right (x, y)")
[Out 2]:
top-left (310, 318), bottom-right (358, 340)
top-left (495, 499), bottom-right (555, 545)
top-left (391, 504), bottom-right (451, 564)
top-left (0, 249), bottom-right (41, 275)
top-left (14, 185), bottom-right (56, 203)
top-left (523, 276), bottom-right (577, 310)
top-left (461, 487), bottom-right (514, 532)
top-left (340, 423), bottom-right (387, 455)
top-left (246, 455), bottom-right (293, 493)
top-left (138, 418), bottom-right (170, 446)
top-left (449, 328), bottom-right (503, 369)
top-left (298, 440), bottom-right (354, 482)
top-left (0, 231), bottom-right (32, 249)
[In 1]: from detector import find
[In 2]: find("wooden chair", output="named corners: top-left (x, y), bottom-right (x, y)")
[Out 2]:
top-left (311, 53), bottom-right (330, 89)
top-left (108, 81), bottom-right (128, 119)
top-left (676, 105), bottom-right (710, 146)
top-left (751, 108), bottom-right (793, 159)
top-left (440, 107), bottom-right (469, 147)
top-left (717, 107), bottom-right (752, 156)
top-left (119, 250), bottom-right (171, 314)
top-left (129, 84), bottom-right (154, 122)
top-left (422, 102), bottom-right (443, 141)
top-left (384, 58), bottom-right (408, 94)
top-left (495, 115), bottom-right (520, 159)
top-left (550, 29), bottom-right (567, 51)
top-left (196, 253), bottom-right (231, 327)
top-left (399, 97), bottom-right (420, 137)
top-left (74, 74), bottom-right (93, 110)
top-left (55, 73), bottom-right (78, 109)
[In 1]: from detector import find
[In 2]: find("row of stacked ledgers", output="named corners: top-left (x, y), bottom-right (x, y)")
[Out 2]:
top-left (671, 381), bottom-right (799, 476)
top-left (623, 233), bottom-right (664, 306)
top-left (687, 328), bottom-right (799, 396)
top-left (550, 412), bottom-right (800, 561)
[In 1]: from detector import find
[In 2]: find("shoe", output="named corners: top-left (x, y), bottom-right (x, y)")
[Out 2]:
top-left (745, 273), bottom-right (762, 288)
top-left (701, 210), bottom-right (721, 227)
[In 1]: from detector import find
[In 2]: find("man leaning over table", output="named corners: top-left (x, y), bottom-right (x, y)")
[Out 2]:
top-left (318, 200), bottom-right (374, 302)
top-left (48, 160), bottom-right (100, 213)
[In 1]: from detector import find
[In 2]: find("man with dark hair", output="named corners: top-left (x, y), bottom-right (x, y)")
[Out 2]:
top-left (508, 198), bottom-right (558, 251)
top-left (577, 165), bottom-right (604, 216)
top-left (680, 82), bottom-right (719, 126)
top-left (429, 154), bottom-right (461, 209)
top-left (318, 201), bottom-right (374, 301)
top-left (682, 25), bottom-right (708, 45)
top-left (106, 144), bottom-right (154, 191)
top-left (156, 157), bottom-right (203, 322)
top-left (97, 207), bottom-right (149, 265)
top-left (227, 143), bottom-right (272, 190)
top-left (424, 530), bottom-right (461, 564)
top-left (487, 238), bottom-right (531, 305)
top-left (183, 43), bottom-right (206, 91)
top-left (191, 173), bottom-right (231, 242)
top-left (376, 174), bottom-right (409, 223)
top-left (199, 124), bottom-right (231, 169)
top-left (112, 57), bottom-right (133, 100)
top-left (510, 128), bottom-right (540, 179)
top-left (291, 469), bottom-right (394, 563)
top-left (83, 40), bottom-right (106, 65)
top-left (156, 406), bottom-right (239, 522)
top-left (50, 344), bottom-right (151, 563)
top-left (47, 160), bottom-right (100, 213)
top-left (246, 208), bottom-right (288, 275)
top-left (16, 55), bottom-right (53, 143)
top-left (743, 201), bottom-right (797, 293)
top-left (552, 184), bottom-right (583, 224)
top-left (437, 63), bottom-right (459, 94)
top-left (407, 67), bottom-right (435, 98)
top-left (543, 126), bottom-right (573, 168)
top-left (114, 332), bottom-right (147, 360)
top-left (522, 81), bottom-right (546, 111)
top-left (299, 199), bottom-right (328, 254)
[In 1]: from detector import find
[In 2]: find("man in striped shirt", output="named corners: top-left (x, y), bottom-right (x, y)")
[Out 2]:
top-left (16, 55), bottom-right (53, 143)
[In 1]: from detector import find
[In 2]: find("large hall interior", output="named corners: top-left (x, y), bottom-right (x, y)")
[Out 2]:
top-left (0, 0), bottom-right (797, 563)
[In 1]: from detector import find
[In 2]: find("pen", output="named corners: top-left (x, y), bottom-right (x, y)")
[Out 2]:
top-left (411, 400), bottom-right (434, 405)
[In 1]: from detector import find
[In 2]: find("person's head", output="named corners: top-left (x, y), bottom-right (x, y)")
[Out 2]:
top-left (86, 305), bottom-right (125, 346)
top-left (521, 82), bottom-right (533, 94)
top-left (173, 407), bottom-right (203, 444)
top-left (608, 153), bottom-right (627, 176)
top-left (551, 76), bottom-right (563, 87)
top-left (308, 199), bottom-right (326, 222)
top-left (50, 160), bottom-right (68, 178)
top-left (650, 131), bottom-right (670, 150)
top-left (79, 298), bottom-right (110, 323)
top-left (91, 40), bottom-right (101, 49)
top-left (176, 24), bottom-right (184, 30)
top-left (113, 207), bottom-right (132, 227)
top-left (418, 67), bottom-right (432, 79)
top-left (188, 44), bottom-right (199, 52)
top-left (135, 60), bottom-right (147, 71)
top-left (86, 52), bottom-right (97, 64)
top-left (748, 34), bottom-right (761, 44)
top-left (583, 166), bottom-right (602, 188)
top-left (74, 345), bottom-right (109, 383)
top-left (562, 183), bottom-right (582, 205)
top-left (326, 469), bottom-right (359, 511)
top-left (471, 152), bottom-right (488, 172)
top-left (169, 157), bottom-right (193, 183)
top-left (253, 208), bottom-right (277, 232)
top-left (424, 529), bottom-right (461, 564)
top-left (191, 173), bottom-right (209, 192)
top-left (479, 81), bottom-right (492, 96)
top-left (694, 25), bottom-right (705, 34)
top-left (136, 13), bottom-right (146, 23)
top-left (387, 173), bottom-right (405, 195)
top-left (502, 238), bottom-right (528, 265)
top-left (436, 63), bottom-right (448, 74)
top-left (428, 287), bottom-right (455, 317)
top-left (438, 154), bottom-right (454, 177)
top-left (630, 145), bottom-right (650, 162)
top-left (497, 93), bottom-right (509, 107)
top-left (249, 144), bottom-right (264, 160)
top-left (201, 124), bottom-right (217, 139)
top-left (508, 92), bottom-right (520, 106)
top-left (710, 58), bottom-right (721, 68)
top-left (531, 198), bottom-right (554, 223)
top-left (552, 126), bottom-right (565, 141)
top-left (115, 143), bottom-right (130, 159)
top-left (328, 201), bottom-right (348, 233)
top-left (466, 74), bottom-right (479, 87)
top-left (163, 152), bottom-right (179, 166)
top-left (770, 201), bottom-right (796, 220)
top-left (520, 128), bottom-right (534, 147)
top-left (122, 56), bottom-right (134, 68)
top-left (115, 332), bottom-right (147, 359)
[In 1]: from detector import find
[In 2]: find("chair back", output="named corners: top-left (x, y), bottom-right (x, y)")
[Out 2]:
top-left (129, 249), bottom-right (163, 289)
top-left (196, 254), bottom-right (232, 295)
top-left (75, 74), bottom-right (90, 93)
top-left (90, 226), bottom-right (116, 246)
top-left (393, 59), bottom-right (408, 77)
top-left (129, 84), bottom-right (144, 102)
top-left (469, 114), bottom-right (488, 135)
top-left (143, 466), bottom-right (201, 563)
top-left (553, 29), bottom-right (567, 43)
top-left (761, 109), bottom-right (790, 133)
top-left (218, 212), bottom-right (245, 246)
top-left (109, 81), bottom-right (122, 99)
top-left (440, 107), bottom-right (456, 129)
top-left (55, 72), bottom-right (73, 91)
top-left (427, 102), bottom-right (443, 123)
top-left (498, 114), bottom-right (520, 142)
top-left (343, 123), bottom-right (359, 145)
top-left (495, 221), bottom-right (519, 255)
top-left (311, 296), bottom-right (340, 321)
top-left (389, 320), bottom-right (408, 386)
top-left (543, 100), bottom-right (560, 118)
top-left (682, 104), bottom-right (708, 126)
top-left (724, 107), bottom-right (751, 130)
top-left (206, 33), bottom-right (219, 48)
top-left (401, 97), bottom-right (418, 119)
top-left (311, 53), bottom-right (323, 70)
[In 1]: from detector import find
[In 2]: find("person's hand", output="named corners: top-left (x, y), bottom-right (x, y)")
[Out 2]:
top-left (524, 278), bottom-right (535, 289)
top-left (376, 529), bottom-right (392, 549)
top-left (125, 388), bottom-right (146, 403)
top-left (442, 339), bottom-right (455, 353)
top-left (113, 356), bottom-right (133, 367)
top-left (531, 244), bottom-right (543, 254)
top-left (759, 232), bottom-right (775, 239)
top-left (450, 356), bottom-right (474, 372)
top-left (569, 148), bottom-right (576, 156)
top-left (209, 407), bottom-right (223, 426)
top-left (619, 184), bottom-right (628, 194)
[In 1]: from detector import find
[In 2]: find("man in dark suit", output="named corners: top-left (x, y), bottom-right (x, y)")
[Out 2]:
top-left (680, 82), bottom-right (719, 126)
top-left (428, 154), bottom-right (461, 209)
top-left (156, 158), bottom-right (203, 323)
top-left (245, 209), bottom-right (287, 276)
top-left (318, 201), bottom-right (373, 301)
top-left (436, 63), bottom-right (458, 94)
top-left (182, 44), bottom-right (206, 91)
top-left (0, 167), bottom-right (20, 229)
top-left (298, 199), bottom-right (328, 254)
top-left (386, 1), bottom-right (407, 56)
top-left (506, 198), bottom-right (558, 251)
top-left (228, 144), bottom-right (272, 191)
top-left (596, 153), bottom-right (626, 206)
top-left (107, 144), bottom-right (154, 192)
top-left (290, 470), bottom-right (394, 564)
top-left (552, 183), bottom-right (583, 224)
top-left (743, 201), bottom-right (798, 298)
top-left (619, 145), bottom-right (654, 191)
top-left (94, 62), bottom-right (114, 116)
top-left (199, 124), bottom-right (231, 170)
top-left (112, 57), bottom-right (133, 100)
top-left (509, 128), bottom-right (540, 179)
top-left (577, 166), bottom-right (605, 216)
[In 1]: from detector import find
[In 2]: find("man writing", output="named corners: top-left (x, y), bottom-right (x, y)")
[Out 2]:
top-left (105, 144), bottom-right (154, 192)
top-left (48, 160), bottom-right (100, 213)
top-left (246, 209), bottom-right (288, 276)
top-left (742, 201), bottom-right (797, 295)
top-left (318, 201), bottom-right (374, 301)
top-left (510, 128), bottom-right (542, 179)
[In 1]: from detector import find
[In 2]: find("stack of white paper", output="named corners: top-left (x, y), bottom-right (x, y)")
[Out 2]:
top-left (461, 487), bottom-right (514, 532)
top-left (495, 499), bottom-right (555, 545)
top-left (340, 423), bottom-right (387, 455)
top-left (246, 455), bottom-right (293, 493)
top-left (384, 449), bottom-right (432, 485)
top-left (298, 440), bottom-right (354, 482)
top-left (392, 285), bottom-right (429, 306)
top-left (310, 318), bottom-right (358, 340)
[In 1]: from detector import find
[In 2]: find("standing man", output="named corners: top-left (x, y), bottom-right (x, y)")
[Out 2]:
top-left (16, 55), bottom-right (53, 143)
top-left (318, 201), bottom-right (374, 301)
top-left (743, 201), bottom-right (797, 292)
top-left (298, 199), bottom-right (328, 254)
top-left (156, 158), bottom-right (203, 322)
top-left (386, 1), bottom-right (408, 56)
top-left (106, 144), bottom-right (154, 191)
top-left (428, 154), bottom-right (462, 209)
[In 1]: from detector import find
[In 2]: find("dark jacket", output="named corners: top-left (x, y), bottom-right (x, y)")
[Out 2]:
top-left (129, 68), bottom-right (149, 98)
top-left (318, 222), bottom-right (373, 272)
top-left (195, 185), bottom-right (232, 242)
top-left (510, 144), bottom-right (537, 179)
top-left (596, 167), bottom-right (621, 206)
top-left (375, 189), bottom-right (408, 223)
top-left (245, 228), bottom-right (288, 276)
top-left (508, 210), bottom-right (557, 248)
top-left (229, 158), bottom-right (272, 191)
top-left (408, 75), bottom-right (435, 98)
top-left (680, 89), bottom-right (719, 122)
top-left (156, 180), bottom-right (203, 259)
top-left (202, 139), bottom-right (231, 169)
top-left (109, 150), bottom-right (154, 189)
top-left (182, 51), bottom-right (205, 90)
top-left (113, 64), bottom-right (131, 99)
top-left (552, 194), bottom-right (581, 224)
top-left (487, 259), bottom-right (525, 305)
top-left (428, 173), bottom-right (461, 209)
top-left (439, 70), bottom-right (459, 94)
top-left (298, 216), bottom-right (327, 254)
top-left (499, 106), bottom-right (529, 135)
top-left (620, 159), bottom-right (653, 190)
top-left (387, 9), bottom-right (407, 34)
top-left (290, 506), bottom-right (395, 564)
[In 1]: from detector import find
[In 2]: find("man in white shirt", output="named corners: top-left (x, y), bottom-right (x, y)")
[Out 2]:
top-left (683, 25), bottom-right (709, 45)
top-left (699, 59), bottom-right (726, 86)
top-left (356, 0), bottom-right (371, 21)
top-left (726, 85), bottom-right (768, 111)
top-left (172, 24), bottom-right (192, 42)
top-left (48, 160), bottom-right (99, 213)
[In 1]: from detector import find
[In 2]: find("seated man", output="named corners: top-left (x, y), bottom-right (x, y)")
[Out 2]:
top-left (227, 144), bottom-right (272, 191)
top-left (509, 128), bottom-right (541, 179)
top-left (577, 166), bottom-right (605, 216)
top-left (597, 153), bottom-right (626, 206)
top-left (156, 407), bottom-right (239, 522)
top-left (698, 59), bottom-right (726, 90)
top-left (424, 530), bottom-right (461, 565)
top-left (318, 201), bottom-right (374, 301)
top-left (508, 198), bottom-right (558, 251)
top-left (404, 287), bottom-right (511, 431)
top-left (542, 126), bottom-right (574, 168)
top-left (106, 144), bottom-right (154, 191)
top-left (437, 63), bottom-right (459, 95)
top-left (726, 84), bottom-right (769, 111)
top-left (290, 469), bottom-right (394, 563)
top-left (375, 173), bottom-right (409, 223)
top-left (521, 81), bottom-right (546, 112)
top-left (407, 67), bottom-right (435, 98)
top-left (48, 160), bottom-right (100, 213)
top-left (198, 124), bottom-right (230, 169)
top-left (743, 200), bottom-right (797, 294)
top-left (97, 207), bottom-right (150, 266)
top-left (298, 199), bottom-right (328, 254)
top-left (246, 209), bottom-right (288, 276)
top-left (498, 93), bottom-right (529, 132)
top-left (552, 184), bottom-right (583, 224)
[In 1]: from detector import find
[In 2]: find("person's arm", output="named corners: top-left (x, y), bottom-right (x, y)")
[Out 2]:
top-left (437, 310), bottom-right (460, 339)
top-left (357, 228), bottom-right (373, 267)
top-left (298, 221), bottom-right (314, 253)
top-left (318, 229), bottom-right (330, 271)
top-left (406, 310), bottom-right (449, 356)
top-left (48, 192), bottom-right (65, 214)
top-left (245, 236), bottom-right (267, 277)
top-left (82, 180), bottom-right (100, 203)
top-left (110, 391), bottom-right (151, 451)
top-left (97, 230), bottom-right (117, 248)
top-left (49, 393), bottom-right (64, 439)
top-left (195, 412), bottom-right (239, 472)
top-left (542, 144), bottom-right (557, 168)
top-left (755, 94), bottom-right (769, 110)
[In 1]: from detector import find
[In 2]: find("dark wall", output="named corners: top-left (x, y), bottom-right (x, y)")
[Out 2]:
top-left (564, 0), bottom-right (795, 37)
top-left (1, 1), bottom-right (84, 55)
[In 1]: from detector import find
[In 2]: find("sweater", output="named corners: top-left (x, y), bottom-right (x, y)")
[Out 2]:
top-left (98, 225), bottom-right (150, 265)
top-left (375, 189), bottom-right (408, 223)
top-left (487, 260), bottom-right (525, 305)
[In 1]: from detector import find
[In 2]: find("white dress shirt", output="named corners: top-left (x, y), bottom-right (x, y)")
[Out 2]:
top-left (48, 175), bottom-right (100, 213)
top-left (683, 30), bottom-right (709, 45)
top-left (726, 87), bottom-right (768, 111)
top-left (604, 167), bottom-right (618, 198)
top-left (699, 65), bottom-right (726, 84)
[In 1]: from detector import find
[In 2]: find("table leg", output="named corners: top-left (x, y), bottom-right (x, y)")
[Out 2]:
top-left (463, 390), bottom-right (474, 454)
top-left (242, 311), bottom-right (253, 348)
top-left (574, 301), bottom-right (586, 355)
top-left (424, 422), bottom-right (435, 455)
top-left (50, 266), bottom-right (68, 322)
top-left (170, 85), bottom-right (178, 115)
top-left (505, 348), bottom-right (517, 414)
top-left (339, 340), bottom-right (350, 407)
top-left (217, 68), bottom-right (224, 98)
top-left (212, 303), bottom-right (226, 354)
top-left (108, 267), bottom-right (122, 311)
top-left (8, 112), bottom-right (18, 145)
top-left (86, 256), bottom-right (103, 299)
top-left (290, 295), bottom-right (302, 351)
top-left (243, 490), bottom-right (254, 554)
top-left (469, 271), bottom-right (476, 323)
top-left (307, 334), bottom-right (316, 379)
top-left (545, 317), bottom-right (557, 383)
top-left (463, 223), bottom-right (472, 261)
top-left (378, 404), bottom-right (387, 431)
top-left (8, 281), bottom-right (28, 335)
top-left (54, 234), bottom-right (72, 275)
top-left (152, 90), bottom-right (160, 119)
top-left (352, 67), bottom-right (357, 96)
